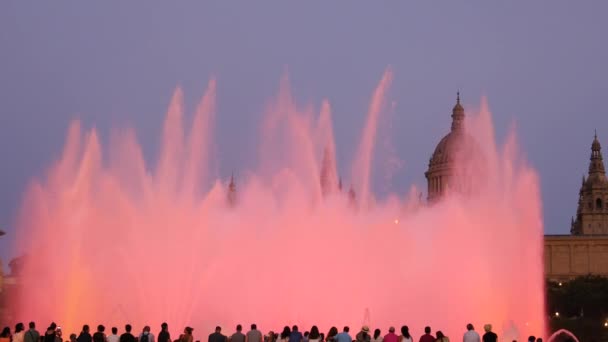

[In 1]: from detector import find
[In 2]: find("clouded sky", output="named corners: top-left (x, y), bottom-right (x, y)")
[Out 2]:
top-left (1, 1), bottom-right (608, 262)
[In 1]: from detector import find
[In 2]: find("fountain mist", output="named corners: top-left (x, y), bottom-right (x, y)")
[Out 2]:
top-left (12, 69), bottom-right (545, 339)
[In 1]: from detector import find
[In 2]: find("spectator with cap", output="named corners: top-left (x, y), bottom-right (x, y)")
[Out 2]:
top-left (356, 327), bottom-right (370, 342)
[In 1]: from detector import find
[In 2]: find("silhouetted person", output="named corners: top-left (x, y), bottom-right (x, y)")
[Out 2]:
top-left (371, 329), bottom-right (381, 342)
top-left (399, 326), bottom-right (412, 342)
top-left (24, 322), bottom-right (39, 342)
top-left (265, 331), bottom-right (276, 342)
top-left (209, 327), bottom-right (226, 342)
top-left (355, 327), bottom-right (370, 342)
top-left (481, 325), bottom-right (496, 342)
top-left (325, 328), bottom-right (337, 342)
top-left (14, 323), bottom-right (25, 342)
top-left (180, 327), bottom-right (193, 342)
top-left (229, 325), bottom-right (244, 342)
top-left (0, 327), bottom-right (12, 342)
top-left (308, 327), bottom-right (320, 342)
top-left (382, 327), bottom-right (397, 342)
top-left (278, 327), bottom-right (291, 342)
top-left (527, 337), bottom-right (535, 342)
top-left (158, 324), bottom-right (170, 342)
top-left (55, 327), bottom-right (63, 342)
top-left (435, 332), bottom-right (448, 342)
top-left (93, 325), bottom-right (106, 342)
top-left (288, 327), bottom-right (302, 342)
top-left (246, 325), bottom-right (262, 342)
top-left (77, 325), bottom-right (92, 342)
top-left (418, 327), bottom-right (433, 342)
top-left (120, 325), bottom-right (135, 342)
top-left (44, 323), bottom-right (57, 342)
top-left (462, 325), bottom-right (479, 342)
top-left (108, 328), bottom-right (119, 342)
top-left (334, 327), bottom-right (351, 342)
top-left (139, 326), bottom-right (154, 342)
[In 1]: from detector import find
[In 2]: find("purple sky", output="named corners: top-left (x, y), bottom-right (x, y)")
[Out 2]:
top-left (1, 1), bottom-right (608, 261)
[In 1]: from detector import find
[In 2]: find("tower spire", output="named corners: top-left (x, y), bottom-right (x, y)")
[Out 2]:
top-left (451, 91), bottom-right (465, 131)
top-left (587, 132), bottom-right (606, 180)
top-left (573, 131), bottom-right (608, 235)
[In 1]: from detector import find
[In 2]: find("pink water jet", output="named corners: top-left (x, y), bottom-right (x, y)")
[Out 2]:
top-left (547, 329), bottom-right (579, 342)
top-left (11, 69), bottom-right (545, 340)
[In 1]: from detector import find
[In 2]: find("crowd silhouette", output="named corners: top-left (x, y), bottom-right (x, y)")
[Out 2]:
top-left (0, 321), bottom-right (553, 342)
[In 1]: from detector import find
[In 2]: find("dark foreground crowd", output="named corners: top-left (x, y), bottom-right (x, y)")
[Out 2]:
top-left (0, 322), bottom-right (549, 342)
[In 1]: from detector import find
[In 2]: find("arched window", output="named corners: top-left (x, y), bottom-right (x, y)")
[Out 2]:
top-left (597, 198), bottom-right (603, 210)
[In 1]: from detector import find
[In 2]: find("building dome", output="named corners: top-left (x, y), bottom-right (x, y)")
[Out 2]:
top-left (428, 130), bottom-right (476, 169)
top-left (425, 93), bottom-right (480, 203)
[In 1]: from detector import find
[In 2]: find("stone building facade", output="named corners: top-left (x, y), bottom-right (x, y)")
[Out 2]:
top-left (544, 235), bottom-right (608, 281)
top-left (426, 95), bottom-right (608, 281)
top-left (544, 134), bottom-right (608, 281)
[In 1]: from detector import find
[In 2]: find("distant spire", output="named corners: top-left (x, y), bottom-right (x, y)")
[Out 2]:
top-left (451, 91), bottom-right (465, 131)
top-left (588, 131), bottom-right (605, 176)
top-left (227, 172), bottom-right (237, 207)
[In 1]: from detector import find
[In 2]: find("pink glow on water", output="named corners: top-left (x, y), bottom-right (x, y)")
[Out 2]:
top-left (13, 69), bottom-right (545, 340)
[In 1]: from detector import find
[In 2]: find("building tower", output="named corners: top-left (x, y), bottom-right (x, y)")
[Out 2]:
top-left (571, 132), bottom-right (608, 235)
top-left (425, 93), bottom-right (478, 203)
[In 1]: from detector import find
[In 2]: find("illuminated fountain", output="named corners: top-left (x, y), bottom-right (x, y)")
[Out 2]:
top-left (12, 69), bottom-right (546, 339)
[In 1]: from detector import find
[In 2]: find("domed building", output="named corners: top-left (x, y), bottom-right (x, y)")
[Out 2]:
top-left (425, 93), bottom-right (479, 203)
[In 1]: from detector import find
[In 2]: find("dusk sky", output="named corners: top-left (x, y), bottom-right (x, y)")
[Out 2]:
top-left (1, 2), bottom-right (608, 262)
